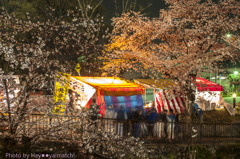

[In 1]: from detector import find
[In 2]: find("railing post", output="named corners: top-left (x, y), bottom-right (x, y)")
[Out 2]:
top-left (200, 123), bottom-right (202, 141)
top-left (81, 117), bottom-right (84, 137)
top-left (214, 121), bottom-right (216, 144)
top-left (187, 118), bottom-right (189, 144)
top-left (23, 115), bottom-right (26, 136)
top-left (117, 117), bottom-right (118, 138)
top-left (171, 119), bottom-right (173, 143)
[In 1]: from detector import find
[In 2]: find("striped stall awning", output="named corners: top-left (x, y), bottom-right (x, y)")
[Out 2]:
top-left (135, 78), bottom-right (223, 92)
top-left (133, 79), bottom-right (175, 89)
top-left (155, 90), bottom-right (185, 114)
top-left (196, 77), bottom-right (223, 91)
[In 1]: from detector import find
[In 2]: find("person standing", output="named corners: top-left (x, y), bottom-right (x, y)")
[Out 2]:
top-left (147, 109), bottom-right (158, 137)
top-left (174, 110), bottom-right (181, 136)
top-left (154, 111), bottom-right (167, 138)
top-left (104, 105), bottom-right (112, 133)
top-left (133, 110), bottom-right (140, 138)
top-left (167, 109), bottom-right (176, 140)
top-left (109, 105), bottom-right (117, 133)
top-left (144, 107), bottom-right (150, 121)
top-left (117, 105), bottom-right (127, 137)
top-left (150, 101), bottom-right (157, 113)
top-left (127, 107), bottom-right (134, 135)
top-left (138, 110), bottom-right (147, 137)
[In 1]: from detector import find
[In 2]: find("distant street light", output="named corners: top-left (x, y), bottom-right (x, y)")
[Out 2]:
top-left (234, 71), bottom-right (238, 75)
top-left (226, 33), bottom-right (231, 38)
top-left (233, 93), bottom-right (236, 108)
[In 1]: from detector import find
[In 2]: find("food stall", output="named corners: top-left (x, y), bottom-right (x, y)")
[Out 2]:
top-left (134, 79), bottom-right (174, 105)
top-left (135, 77), bottom-right (223, 113)
top-left (133, 79), bottom-right (180, 113)
top-left (194, 77), bottom-right (223, 110)
top-left (55, 76), bottom-right (145, 117)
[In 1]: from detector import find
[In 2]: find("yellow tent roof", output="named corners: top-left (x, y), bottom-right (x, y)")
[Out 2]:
top-left (134, 79), bottom-right (175, 89)
top-left (71, 76), bottom-right (143, 89)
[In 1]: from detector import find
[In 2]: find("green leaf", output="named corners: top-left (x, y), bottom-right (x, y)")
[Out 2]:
top-left (78, 56), bottom-right (87, 63)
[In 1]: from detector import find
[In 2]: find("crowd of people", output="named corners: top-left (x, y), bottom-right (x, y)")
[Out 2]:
top-left (101, 101), bottom-right (181, 140)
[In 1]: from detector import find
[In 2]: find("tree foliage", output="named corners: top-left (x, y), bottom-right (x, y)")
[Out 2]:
top-left (228, 73), bottom-right (240, 85)
top-left (0, 0), bottom-right (108, 76)
top-left (103, 0), bottom-right (240, 116)
top-left (1, 7), bottom-right (109, 77)
top-left (0, 0), bottom-right (38, 19)
top-left (0, 7), bottom-right (148, 158)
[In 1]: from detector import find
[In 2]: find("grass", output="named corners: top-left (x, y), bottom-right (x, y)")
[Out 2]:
top-left (223, 97), bottom-right (240, 104)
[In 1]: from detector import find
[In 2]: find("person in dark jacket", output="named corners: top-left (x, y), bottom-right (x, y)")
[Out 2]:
top-left (162, 110), bottom-right (168, 136)
top-left (138, 110), bottom-right (148, 137)
top-left (117, 105), bottom-right (126, 137)
top-left (158, 111), bottom-right (167, 122)
top-left (150, 101), bottom-right (157, 113)
top-left (174, 110), bottom-right (181, 135)
top-left (127, 107), bottom-right (134, 120)
top-left (167, 109), bottom-right (176, 140)
top-left (154, 111), bottom-right (167, 138)
top-left (132, 110), bottom-right (140, 138)
top-left (147, 109), bottom-right (158, 136)
top-left (117, 106), bottom-right (125, 120)
top-left (144, 107), bottom-right (150, 120)
top-left (138, 110), bottom-right (145, 120)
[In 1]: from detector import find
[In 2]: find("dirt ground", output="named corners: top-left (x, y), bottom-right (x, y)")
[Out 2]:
top-left (179, 102), bottom-right (240, 123)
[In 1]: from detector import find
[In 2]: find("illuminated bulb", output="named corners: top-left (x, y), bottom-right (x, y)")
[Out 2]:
top-left (233, 93), bottom-right (236, 98)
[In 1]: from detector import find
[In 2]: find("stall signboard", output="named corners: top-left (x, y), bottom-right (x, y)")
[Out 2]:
top-left (53, 73), bottom-right (71, 115)
top-left (69, 77), bottom-right (96, 107)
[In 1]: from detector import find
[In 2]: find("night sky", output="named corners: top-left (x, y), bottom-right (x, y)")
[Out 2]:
top-left (102, 0), bottom-right (166, 24)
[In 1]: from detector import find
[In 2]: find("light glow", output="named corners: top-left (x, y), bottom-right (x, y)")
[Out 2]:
top-left (234, 71), bottom-right (238, 75)
top-left (226, 34), bottom-right (231, 38)
top-left (83, 78), bottom-right (127, 85)
top-left (233, 93), bottom-right (236, 98)
top-left (72, 76), bottom-right (143, 88)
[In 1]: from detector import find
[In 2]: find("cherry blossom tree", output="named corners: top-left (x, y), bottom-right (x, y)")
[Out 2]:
top-left (102, 0), bottom-right (240, 118)
top-left (0, 7), bottom-right (150, 158)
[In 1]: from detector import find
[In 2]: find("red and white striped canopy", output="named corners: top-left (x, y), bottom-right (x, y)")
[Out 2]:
top-left (155, 90), bottom-right (185, 114)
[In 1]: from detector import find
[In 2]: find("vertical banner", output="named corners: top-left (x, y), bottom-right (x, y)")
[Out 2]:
top-left (53, 73), bottom-right (71, 115)
top-left (68, 77), bottom-right (96, 107)
top-left (97, 89), bottom-right (105, 118)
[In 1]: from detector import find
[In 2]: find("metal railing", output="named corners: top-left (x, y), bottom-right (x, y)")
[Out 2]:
top-left (97, 118), bottom-right (240, 144)
top-left (1, 114), bottom-right (240, 144)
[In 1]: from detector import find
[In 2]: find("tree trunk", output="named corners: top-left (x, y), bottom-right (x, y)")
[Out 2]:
top-left (3, 79), bottom-right (13, 134)
top-left (185, 75), bottom-right (197, 144)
